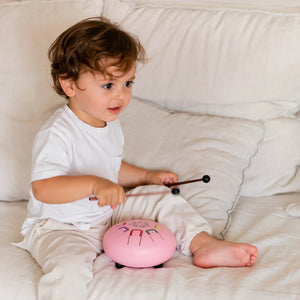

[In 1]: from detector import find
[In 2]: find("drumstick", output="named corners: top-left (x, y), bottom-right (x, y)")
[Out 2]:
top-left (89, 175), bottom-right (210, 205)
top-left (164, 175), bottom-right (210, 187)
top-left (88, 190), bottom-right (171, 201)
top-left (89, 190), bottom-right (171, 209)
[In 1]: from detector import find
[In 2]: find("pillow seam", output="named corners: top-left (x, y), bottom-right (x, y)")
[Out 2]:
top-left (220, 120), bottom-right (266, 239)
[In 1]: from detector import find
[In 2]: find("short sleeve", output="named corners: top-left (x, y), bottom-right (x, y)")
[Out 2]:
top-left (31, 127), bottom-right (72, 182)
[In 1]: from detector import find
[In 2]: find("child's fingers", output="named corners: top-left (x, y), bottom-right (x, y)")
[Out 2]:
top-left (89, 188), bottom-right (125, 209)
top-left (162, 173), bottom-right (178, 184)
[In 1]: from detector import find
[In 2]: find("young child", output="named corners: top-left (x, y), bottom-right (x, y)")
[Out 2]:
top-left (17, 17), bottom-right (258, 300)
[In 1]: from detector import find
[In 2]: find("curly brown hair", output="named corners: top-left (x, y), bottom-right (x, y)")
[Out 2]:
top-left (48, 17), bottom-right (146, 98)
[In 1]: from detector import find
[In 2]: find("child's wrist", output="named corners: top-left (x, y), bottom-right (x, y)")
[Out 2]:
top-left (91, 175), bottom-right (102, 196)
top-left (144, 170), bottom-right (153, 185)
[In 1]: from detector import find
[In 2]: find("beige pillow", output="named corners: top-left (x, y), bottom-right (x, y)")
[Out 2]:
top-left (120, 99), bottom-right (264, 238)
top-left (0, 0), bottom-right (102, 200)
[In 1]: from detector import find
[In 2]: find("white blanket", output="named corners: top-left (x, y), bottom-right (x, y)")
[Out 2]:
top-left (0, 192), bottom-right (299, 299)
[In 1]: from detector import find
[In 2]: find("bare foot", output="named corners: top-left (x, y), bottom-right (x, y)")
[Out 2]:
top-left (190, 232), bottom-right (258, 268)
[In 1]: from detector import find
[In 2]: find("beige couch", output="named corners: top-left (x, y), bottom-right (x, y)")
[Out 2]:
top-left (0, 0), bottom-right (299, 299)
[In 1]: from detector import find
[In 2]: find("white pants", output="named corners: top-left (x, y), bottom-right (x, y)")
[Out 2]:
top-left (18, 186), bottom-right (211, 300)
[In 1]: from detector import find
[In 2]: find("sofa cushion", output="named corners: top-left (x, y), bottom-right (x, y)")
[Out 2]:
top-left (0, 0), bottom-right (102, 201)
top-left (241, 117), bottom-right (300, 196)
top-left (118, 0), bottom-right (300, 13)
top-left (102, 0), bottom-right (300, 117)
top-left (102, 0), bottom-right (300, 197)
top-left (120, 98), bottom-right (264, 238)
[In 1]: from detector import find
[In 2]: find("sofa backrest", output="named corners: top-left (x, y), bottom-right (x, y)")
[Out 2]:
top-left (102, 0), bottom-right (300, 120)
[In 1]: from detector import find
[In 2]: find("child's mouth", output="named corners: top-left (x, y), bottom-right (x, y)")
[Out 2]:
top-left (108, 106), bottom-right (122, 114)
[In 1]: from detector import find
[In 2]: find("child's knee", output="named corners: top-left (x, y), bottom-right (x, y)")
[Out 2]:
top-left (43, 256), bottom-right (93, 280)
top-left (39, 257), bottom-right (92, 300)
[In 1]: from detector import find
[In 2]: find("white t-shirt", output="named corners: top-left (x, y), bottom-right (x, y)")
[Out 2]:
top-left (21, 105), bottom-right (124, 235)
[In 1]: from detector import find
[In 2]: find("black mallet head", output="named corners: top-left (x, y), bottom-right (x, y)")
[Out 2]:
top-left (171, 187), bottom-right (180, 195)
top-left (202, 175), bottom-right (210, 183)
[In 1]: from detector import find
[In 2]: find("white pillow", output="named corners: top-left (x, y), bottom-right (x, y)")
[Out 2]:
top-left (102, 0), bottom-right (300, 117)
top-left (0, 0), bottom-right (102, 201)
top-left (120, 98), bottom-right (264, 238)
top-left (241, 117), bottom-right (300, 196)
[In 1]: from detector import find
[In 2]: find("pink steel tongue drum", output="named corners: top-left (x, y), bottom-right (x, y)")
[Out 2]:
top-left (103, 219), bottom-right (176, 269)
top-left (100, 175), bottom-right (210, 269)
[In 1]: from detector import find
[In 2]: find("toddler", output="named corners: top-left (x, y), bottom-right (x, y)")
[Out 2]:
top-left (17, 17), bottom-right (258, 300)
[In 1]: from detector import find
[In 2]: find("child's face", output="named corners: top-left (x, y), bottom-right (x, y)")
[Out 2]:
top-left (65, 61), bottom-right (136, 127)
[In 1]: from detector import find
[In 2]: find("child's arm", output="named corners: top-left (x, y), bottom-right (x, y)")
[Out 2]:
top-left (118, 161), bottom-right (178, 188)
top-left (32, 162), bottom-right (177, 206)
top-left (32, 175), bottom-right (125, 207)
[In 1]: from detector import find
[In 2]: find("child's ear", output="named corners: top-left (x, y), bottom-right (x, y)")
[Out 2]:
top-left (59, 76), bottom-right (76, 97)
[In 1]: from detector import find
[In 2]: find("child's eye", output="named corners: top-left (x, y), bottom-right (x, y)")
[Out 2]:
top-left (124, 81), bottom-right (134, 88)
top-left (102, 83), bottom-right (113, 90)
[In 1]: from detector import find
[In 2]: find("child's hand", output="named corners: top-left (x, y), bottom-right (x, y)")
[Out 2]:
top-left (92, 178), bottom-right (125, 208)
top-left (145, 171), bottom-right (178, 186)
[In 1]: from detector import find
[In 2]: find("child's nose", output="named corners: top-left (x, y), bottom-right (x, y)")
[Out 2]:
top-left (115, 86), bottom-right (126, 100)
